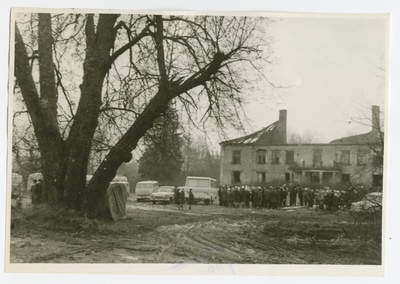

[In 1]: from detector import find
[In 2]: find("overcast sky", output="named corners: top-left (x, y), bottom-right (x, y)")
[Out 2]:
top-left (218, 14), bottom-right (388, 144)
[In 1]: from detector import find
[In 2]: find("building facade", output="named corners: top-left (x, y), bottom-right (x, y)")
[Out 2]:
top-left (220, 107), bottom-right (383, 188)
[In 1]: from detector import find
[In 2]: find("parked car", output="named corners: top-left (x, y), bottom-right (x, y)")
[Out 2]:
top-left (135, 181), bottom-right (159, 202)
top-left (350, 192), bottom-right (382, 213)
top-left (151, 186), bottom-right (175, 205)
top-left (350, 192), bottom-right (382, 225)
top-left (179, 176), bottom-right (218, 205)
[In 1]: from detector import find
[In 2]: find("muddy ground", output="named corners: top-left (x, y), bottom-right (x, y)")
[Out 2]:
top-left (9, 197), bottom-right (381, 264)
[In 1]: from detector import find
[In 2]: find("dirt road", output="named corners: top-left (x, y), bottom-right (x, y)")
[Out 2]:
top-left (9, 199), bottom-right (381, 264)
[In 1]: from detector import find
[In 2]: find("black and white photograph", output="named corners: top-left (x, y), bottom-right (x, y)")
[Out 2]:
top-left (3, 2), bottom-right (399, 280)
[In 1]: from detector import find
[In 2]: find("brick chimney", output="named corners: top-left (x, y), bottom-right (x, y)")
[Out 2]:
top-left (372, 105), bottom-right (380, 133)
top-left (278, 109), bottom-right (287, 143)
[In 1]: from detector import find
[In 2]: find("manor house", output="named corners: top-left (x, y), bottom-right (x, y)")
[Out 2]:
top-left (219, 106), bottom-right (383, 188)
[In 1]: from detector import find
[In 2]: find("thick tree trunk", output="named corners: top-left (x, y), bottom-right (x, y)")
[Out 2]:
top-left (41, 142), bottom-right (67, 204)
top-left (63, 14), bottom-right (119, 210)
top-left (37, 14), bottom-right (67, 204)
top-left (15, 14), bottom-right (119, 210)
top-left (15, 16), bottom-right (67, 205)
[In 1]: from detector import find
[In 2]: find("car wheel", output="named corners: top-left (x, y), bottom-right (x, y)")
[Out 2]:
top-left (204, 199), bottom-right (210, 205)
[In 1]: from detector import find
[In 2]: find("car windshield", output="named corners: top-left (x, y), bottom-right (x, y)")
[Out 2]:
top-left (158, 187), bottom-right (174, 192)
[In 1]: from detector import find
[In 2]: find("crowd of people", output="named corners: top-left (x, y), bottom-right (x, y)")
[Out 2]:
top-left (217, 184), bottom-right (364, 211)
top-left (174, 186), bottom-right (194, 210)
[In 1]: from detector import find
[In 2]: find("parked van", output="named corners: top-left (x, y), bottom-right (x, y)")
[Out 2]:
top-left (135, 181), bottom-right (159, 202)
top-left (180, 176), bottom-right (218, 205)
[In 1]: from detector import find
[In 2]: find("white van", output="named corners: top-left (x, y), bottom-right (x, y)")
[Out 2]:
top-left (180, 176), bottom-right (218, 205)
top-left (135, 181), bottom-right (159, 202)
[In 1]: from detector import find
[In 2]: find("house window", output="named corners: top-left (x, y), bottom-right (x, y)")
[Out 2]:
top-left (232, 171), bottom-right (241, 183)
top-left (357, 151), bottom-right (366, 165)
top-left (341, 173), bottom-right (350, 183)
top-left (286, 150), bottom-right (294, 165)
top-left (313, 149), bottom-right (322, 168)
top-left (257, 172), bottom-right (266, 183)
top-left (341, 150), bottom-right (351, 165)
top-left (232, 150), bottom-right (241, 164)
top-left (257, 149), bottom-right (266, 164)
top-left (271, 150), bottom-right (280, 164)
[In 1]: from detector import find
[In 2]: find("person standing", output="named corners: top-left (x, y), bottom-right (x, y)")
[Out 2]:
top-left (176, 188), bottom-right (181, 210)
top-left (303, 188), bottom-right (309, 207)
top-left (276, 187), bottom-right (282, 209)
top-left (30, 179), bottom-right (38, 205)
top-left (188, 188), bottom-right (194, 210)
top-left (290, 186), bottom-right (297, 206)
top-left (179, 188), bottom-right (186, 210)
top-left (174, 186), bottom-right (179, 202)
top-left (251, 187), bottom-right (256, 208)
top-left (344, 189), bottom-right (352, 211)
top-left (227, 187), bottom-right (232, 207)
top-left (245, 187), bottom-right (251, 208)
top-left (318, 189), bottom-right (325, 210)
top-left (257, 187), bottom-right (263, 209)
top-left (240, 186), bottom-right (246, 208)
top-left (298, 187), bottom-right (304, 206)
top-left (270, 188), bottom-right (278, 209)
top-left (234, 186), bottom-right (240, 208)
top-left (218, 186), bottom-right (223, 206)
top-left (222, 186), bottom-right (228, 207)
top-left (308, 189), bottom-right (315, 208)
top-left (36, 179), bottom-right (43, 204)
top-left (280, 187), bottom-right (287, 208)
top-left (265, 187), bottom-right (272, 209)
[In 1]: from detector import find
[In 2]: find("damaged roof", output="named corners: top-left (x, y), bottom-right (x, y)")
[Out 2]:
top-left (329, 130), bottom-right (382, 145)
top-left (220, 121), bottom-right (278, 145)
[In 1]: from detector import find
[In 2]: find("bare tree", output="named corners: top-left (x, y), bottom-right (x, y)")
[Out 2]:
top-left (349, 105), bottom-right (384, 189)
top-left (13, 12), bottom-right (272, 217)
